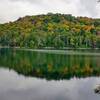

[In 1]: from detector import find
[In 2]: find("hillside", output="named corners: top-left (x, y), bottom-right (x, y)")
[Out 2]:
top-left (0, 13), bottom-right (100, 49)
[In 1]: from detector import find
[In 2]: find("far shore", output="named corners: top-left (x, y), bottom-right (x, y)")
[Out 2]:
top-left (0, 46), bottom-right (100, 50)
top-left (0, 46), bottom-right (100, 56)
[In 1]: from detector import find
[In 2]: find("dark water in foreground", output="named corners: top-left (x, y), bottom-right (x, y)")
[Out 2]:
top-left (0, 48), bottom-right (100, 100)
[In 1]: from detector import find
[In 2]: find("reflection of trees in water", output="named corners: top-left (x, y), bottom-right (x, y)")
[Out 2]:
top-left (0, 48), bottom-right (100, 80)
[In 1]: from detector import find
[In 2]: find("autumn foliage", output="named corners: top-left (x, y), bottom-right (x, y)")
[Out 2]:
top-left (0, 13), bottom-right (100, 48)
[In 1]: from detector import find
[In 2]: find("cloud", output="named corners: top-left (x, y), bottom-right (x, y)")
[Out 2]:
top-left (0, 0), bottom-right (100, 23)
top-left (0, 68), bottom-right (100, 100)
top-left (79, 0), bottom-right (98, 17)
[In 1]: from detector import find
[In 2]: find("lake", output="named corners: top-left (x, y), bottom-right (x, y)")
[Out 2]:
top-left (0, 48), bottom-right (100, 100)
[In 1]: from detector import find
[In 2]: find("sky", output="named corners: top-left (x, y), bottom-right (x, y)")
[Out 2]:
top-left (0, 0), bottom-right (100, 23)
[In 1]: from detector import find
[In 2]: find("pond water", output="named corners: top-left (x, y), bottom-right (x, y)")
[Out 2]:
top-left (0, 48), bottom-right (100, 100)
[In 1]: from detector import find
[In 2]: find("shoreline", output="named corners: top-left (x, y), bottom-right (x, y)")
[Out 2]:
top-left (0, 46), bottom-right (100, 50)
top-left (0, 46), bottom-right (100, 56)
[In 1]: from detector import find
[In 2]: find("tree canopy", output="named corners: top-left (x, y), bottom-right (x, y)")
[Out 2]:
top-left (0, 13), bottom-right (100, 49)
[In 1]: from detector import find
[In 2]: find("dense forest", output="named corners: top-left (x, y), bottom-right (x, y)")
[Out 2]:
top-left (0, 13), bottom-right (100, 49)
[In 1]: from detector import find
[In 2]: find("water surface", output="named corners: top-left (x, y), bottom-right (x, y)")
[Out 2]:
top-left (0, 48), bottom-right (100, 100)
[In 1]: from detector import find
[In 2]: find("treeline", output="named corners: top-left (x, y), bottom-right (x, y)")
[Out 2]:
top-left (0, 13), bottom-right (100, 49)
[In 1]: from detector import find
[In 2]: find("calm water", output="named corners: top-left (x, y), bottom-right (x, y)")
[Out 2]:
top-left (0, 48), bottom-right (100, 100)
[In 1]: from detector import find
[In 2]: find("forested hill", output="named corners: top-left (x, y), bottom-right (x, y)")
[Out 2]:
top-left (0, 13), bottom-right (100, 49)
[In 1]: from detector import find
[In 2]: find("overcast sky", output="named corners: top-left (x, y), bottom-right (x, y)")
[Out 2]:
top-left (0, 0), bottom-right (100, 23)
